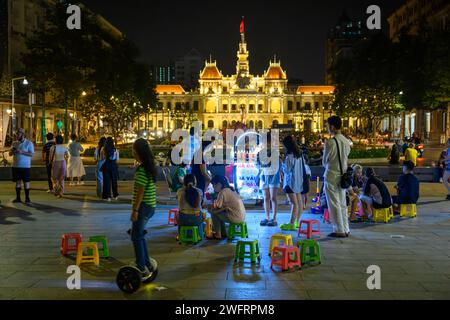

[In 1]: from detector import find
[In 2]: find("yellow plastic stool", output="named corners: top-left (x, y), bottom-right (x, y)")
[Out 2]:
top-left (269, 234), bottom-right (293, 256)
top-left (400, 204), bottom-right (417, 218)
top-left (372, 206), bottom-right (393, 223)
top-left (76, 242), bottom-right (100, 266)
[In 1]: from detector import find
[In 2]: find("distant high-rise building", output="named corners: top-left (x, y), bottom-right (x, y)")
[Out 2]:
top-left (325, 11), bottom-right (367, 84)
top-left (152, 64), bottom-right (175, 85)
top-left (175, 49), bottom-right (203, 90)
top-left (387, 0), bottom-right (450, 41)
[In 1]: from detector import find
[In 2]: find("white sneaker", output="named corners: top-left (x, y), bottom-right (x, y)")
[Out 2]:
top-left (78, 181), bottom-right (85, 185)
top-left (69, 182), bottom-right (75, 186)
top-left (46, 189), bottom-right (52, 193)
top-left (105, 198), bottom-right (112, 202)
top-left (113, 196), bottom-right (119, 201)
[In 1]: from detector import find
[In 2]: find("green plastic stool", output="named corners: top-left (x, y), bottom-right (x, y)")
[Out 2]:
top-left (179, 226), bottom-right (201, 244)
top-left (234, 239), bottom-right (261, 264)
top-left (88, 235), bottom-right (109, 258)
top-left (228, 222), bottom-right (248, 239)
top-left (296, 239), bottom-right (321, 265)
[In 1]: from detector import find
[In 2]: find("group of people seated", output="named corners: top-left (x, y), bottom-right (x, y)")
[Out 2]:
top-left (174, 173), bottom-right (246, 240)
top-left (344, 160), bottom-right (420, 221)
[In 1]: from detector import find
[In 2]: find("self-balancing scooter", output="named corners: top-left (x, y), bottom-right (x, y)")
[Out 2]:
top-left (116, 257), bottom-right (159, 294)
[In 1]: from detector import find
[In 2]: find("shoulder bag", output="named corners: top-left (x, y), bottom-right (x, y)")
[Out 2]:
top-left (333, 137), bottom-right (352, 189)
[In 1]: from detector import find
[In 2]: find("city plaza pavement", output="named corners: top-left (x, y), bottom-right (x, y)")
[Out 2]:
top-left (0, 181), bottom-right (449, 300)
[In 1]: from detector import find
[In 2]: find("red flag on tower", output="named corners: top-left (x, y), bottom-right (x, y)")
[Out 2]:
top-left (240, 17), bottom-right (244, 34)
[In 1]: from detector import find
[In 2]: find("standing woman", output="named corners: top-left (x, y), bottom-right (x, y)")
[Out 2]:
top-left (259, 134), bottom-right (281, 227)
top-left (67, 134), bottom-right (86, 186)
top-left (94, 137), bottom-right (106, 198)
top-left (50, 135), bottom-right (69, 198)
top-left (191, 141), bottom-right (212, 194)
top-left (130, 138), bottom-right (157, 277)
top-left (101, 137), bottom-right (120, 201)
top-left (280, 135), bottom-right (304, 231)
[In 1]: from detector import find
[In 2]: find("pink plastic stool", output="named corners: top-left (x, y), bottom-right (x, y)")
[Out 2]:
top-left (298, 219), bottom-right (321, 239)
top-left (323, 209), bottom-right (330, 224)
top-left (168, 208), bottom-right (179, 225)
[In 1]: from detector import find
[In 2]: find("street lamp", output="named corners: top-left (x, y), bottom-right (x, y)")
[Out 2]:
top-left (11, 76), bottom-right (28, 137)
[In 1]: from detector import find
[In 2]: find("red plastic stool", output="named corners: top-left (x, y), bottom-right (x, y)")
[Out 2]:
top-left (168, 208), bottom-right (179, 225)
top-left (61, 233), bottom-right (82, 256)
top-left (323, 209), bottom-right (330, 224)
top-left (270, 245), bottom-right (302, 271)
top-left (298, 219), bottom-right (321, 239)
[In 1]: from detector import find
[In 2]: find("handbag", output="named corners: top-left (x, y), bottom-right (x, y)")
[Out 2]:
top-left (333, 137), bottom-right (352, 189)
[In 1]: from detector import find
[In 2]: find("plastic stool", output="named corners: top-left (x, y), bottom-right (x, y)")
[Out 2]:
top-left (168, 208), bottom-right (179, 225)
top-left (400, 204), bottom-right (417, 218)
top-left (76, 242), bottom-right (100, 266)
top-left (60, 233), bottom-right (82, 256)
top-left (88, 235), bottom-right (109, 258)
top-left (234, 239), bottom-right (261, 263)
top-left (228, 222), bottom-right (248, 239)
top-left (270, 245), bottom-right (301, 271)
top-left (179, 226), bottom-right (201, 244)
top-left (204, 217), bottom-right (213, 238)
top-left (296, 239), bottom-right (321, 265)
top-left (269, 234), bottom-right (293, 256)
top-left (323, 209), bottom-right (330, 224)
top-left (372, 206), bottom-right (393, 223)
top-left (298, 219), bottom-right (321, 239)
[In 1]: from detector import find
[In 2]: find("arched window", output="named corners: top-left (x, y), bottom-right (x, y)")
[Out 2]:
top-left (231, 120), bottom-right (236, 127)
top-left (257, 120), bottom-right (263, 129)
top-left (249, 120), bottom-right (254, 128)
top-left (208, 120), bottom-right (214, 128)
top-left (222, 120), bottom-right (228, 129)
top-left (272, 120), bottom-right (279, 128)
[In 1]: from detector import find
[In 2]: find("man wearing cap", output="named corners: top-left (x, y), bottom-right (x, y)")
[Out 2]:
top-left (9, 128), bottom-right (35, 203)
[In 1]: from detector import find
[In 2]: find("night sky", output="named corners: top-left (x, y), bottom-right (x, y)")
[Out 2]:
top-left (83, 0), bottom-right (405, 84)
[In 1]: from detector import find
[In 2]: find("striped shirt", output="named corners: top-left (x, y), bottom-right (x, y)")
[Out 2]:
top-left (133, 166), bottom-right (156, 207)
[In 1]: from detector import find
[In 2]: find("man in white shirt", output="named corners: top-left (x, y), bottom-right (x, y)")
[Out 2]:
top-left (9, 128), bottom-right (35, 203)
top-left (322, 116), bottom-right (352, 238)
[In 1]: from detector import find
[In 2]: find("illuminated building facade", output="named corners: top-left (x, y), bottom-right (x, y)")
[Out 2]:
top-left (151, 25), bottom-right (335, 133)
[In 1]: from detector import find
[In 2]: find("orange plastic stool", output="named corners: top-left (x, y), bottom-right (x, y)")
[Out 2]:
top-left (323, 209), bottom-right (330, 224)
top-left (61, 233), bottom-right (82, 256)
top-left (298, 219), bottom-right (321, 239)
top-left (168, 208), bottom-right (179, 225)
top-left (270, 245), bottom-right (302, 271)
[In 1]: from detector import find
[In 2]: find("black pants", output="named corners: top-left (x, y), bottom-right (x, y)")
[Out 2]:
top-left (46, 164), bottom-right (53, 190)
top-left (102, 168), bottom-right (118, 199)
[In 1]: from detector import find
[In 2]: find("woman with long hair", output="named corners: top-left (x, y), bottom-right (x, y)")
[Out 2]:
top-left (50, 135), bottom-right (69, 198)
top-left (176, 174), bottom-right (204, 239)
top-left (360, 167), bottom-right (392, 220)
top-left (280, 135), bottom-right (305, 231)
top-left (207, 175), bottom-right (246, 240)
top-left (101, 137), bottom-right (120, 201)
top-left (67, 133), bottom-right (86, 185)
top-left (94, 137), bottom-right (106, 198)
top-left (130, 138), bottom-right (157, 278)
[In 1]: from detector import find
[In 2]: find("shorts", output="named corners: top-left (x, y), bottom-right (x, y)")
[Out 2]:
top-left (301, 175), bottom-right (310, 195)
top-left (283, 186), bottom-right (294, 194)
top-left (12, 167), bottom-right (31, 183)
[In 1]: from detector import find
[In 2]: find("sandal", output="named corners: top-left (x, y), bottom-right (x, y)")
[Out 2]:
top-left (205, 234), bottom-right (224, 240)
top-left (267, 219), bottom-right (278, 227)
top-left (280, 223), bottom-right (296, 231)
top-left (260, 219), bottom-right (269, 226)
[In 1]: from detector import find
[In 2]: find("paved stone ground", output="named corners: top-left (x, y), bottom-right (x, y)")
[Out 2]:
top-left (0, 181), bottom-right (449, 300)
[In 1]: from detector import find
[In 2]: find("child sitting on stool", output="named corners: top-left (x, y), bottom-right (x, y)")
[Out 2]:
top-left (176, 173), bottom-right (204, 239)
top-left (392, 160), bottom-right (420, 214)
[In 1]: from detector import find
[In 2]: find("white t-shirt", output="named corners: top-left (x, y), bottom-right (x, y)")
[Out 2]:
top-left (50, 145), bottom-right (68, 162)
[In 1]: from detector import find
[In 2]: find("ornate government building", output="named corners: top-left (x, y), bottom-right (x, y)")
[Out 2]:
top-left (152, 25), bottom-right (335, 133)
